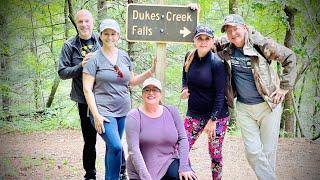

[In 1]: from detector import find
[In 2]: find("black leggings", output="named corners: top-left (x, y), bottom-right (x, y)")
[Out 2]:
top-left (78, 103), bottom-right (97, 179)
top-left (161, 159), bottom-right (180, 180)
top-left (130, 159), bottom-right (180, 180)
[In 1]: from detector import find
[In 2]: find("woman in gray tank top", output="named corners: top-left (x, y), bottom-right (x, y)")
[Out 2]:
top-left (83, 18), bottom-right (155, 180)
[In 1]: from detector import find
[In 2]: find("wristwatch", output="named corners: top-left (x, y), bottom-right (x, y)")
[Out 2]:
top-left (210, 115), bottom-right (217, 122)
top-left (210, 111), bottom-right (218, 122)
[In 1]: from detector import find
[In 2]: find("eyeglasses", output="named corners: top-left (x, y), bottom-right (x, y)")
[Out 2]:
top-left (114, 65), bottom-right (123, 78)
top-left (142, 88), bottom-right (161, 93)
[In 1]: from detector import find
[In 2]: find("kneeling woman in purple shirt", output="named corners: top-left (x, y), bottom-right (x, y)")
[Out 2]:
top-left (125, 78), bottom-right (197, 180)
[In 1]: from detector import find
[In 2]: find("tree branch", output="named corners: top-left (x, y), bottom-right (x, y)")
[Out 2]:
top-left (9, 38), bottom-right (65, 57)
top-left (67, 0), bottom-right (77, 33)
top-left (13, 23), bottom-right (65, 31)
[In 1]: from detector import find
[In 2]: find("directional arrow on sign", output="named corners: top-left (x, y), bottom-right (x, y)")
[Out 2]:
top-left (180, 27), bottom-right (191, 38)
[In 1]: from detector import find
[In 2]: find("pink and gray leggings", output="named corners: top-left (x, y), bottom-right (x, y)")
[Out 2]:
top-left (184, 116), bottom-right (229, 180)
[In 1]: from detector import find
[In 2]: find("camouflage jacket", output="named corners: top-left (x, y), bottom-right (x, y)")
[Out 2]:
top-left (217, 28), bottom-right (297, 109)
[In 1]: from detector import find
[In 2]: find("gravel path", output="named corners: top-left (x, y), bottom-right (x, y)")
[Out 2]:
top-left (0, 129), bottom-right (319, 180)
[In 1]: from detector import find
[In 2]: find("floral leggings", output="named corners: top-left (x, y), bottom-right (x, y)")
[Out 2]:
top-left (184, 116), bottom-right (229, 180)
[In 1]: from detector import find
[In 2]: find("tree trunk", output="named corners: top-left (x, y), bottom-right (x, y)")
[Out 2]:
top-left (45, 1), bottom-right (70, 108)
top-left (67, 0), bottom-right (76, 31)
top-left (227, 0), bottom-right (239, 128)
top-left (46, 78), bottom-right (61, 108)
top-left (283, 96), bottom-right (295, 137)
top-left (30, 42), bottom-right (41, 111)
top-left (97, 0), bottom-right (109, 24)
top-left (282, 5), bottom-right (297, 137)
top-left (296, 74), bottom-right (307, 137)
top-left (128, 0), bottom-right (135, 107)
top-left (313, 68), bottom-right (319, 116)
top-left (311, 66), bottom-right (320, 139)
top-left (64, 0), bottom-right (70, 39)
top-left (0, 14), bottom-right (11, 120)
top-left (297, 74), bottom-right (306, 114)
top-left (127, 0), bottom-right (135, 59)
top-left (28, 1), bottom-right (41, 112)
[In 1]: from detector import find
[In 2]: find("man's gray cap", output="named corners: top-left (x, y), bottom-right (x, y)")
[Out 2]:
top-left (221, 14), bottom-right (245, 33)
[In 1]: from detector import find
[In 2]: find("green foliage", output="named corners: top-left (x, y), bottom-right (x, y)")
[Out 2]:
top-left (0, 118), bottom-right (78, 133)
top-left (227, 125), bottom-right (241, 136)
top-left (198, 0), bottom-right (213, 22)
top-left (280, 129), bottom-right (292, 137)
top-left (165, 60), bottom-right (188, 115)
top-left (0, 106), bottom-right (80, 133)
top-left (25, 53), bottom-right (45, 74)
top-left (0, 0), bottom-right (319, 139)
top-left (283, 106), bottom-right (295, 114)
top-left (62, 159), bottom-right (68, 165)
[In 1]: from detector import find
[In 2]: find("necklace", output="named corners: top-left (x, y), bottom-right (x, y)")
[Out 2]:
top-left (79, 38), bottom-right (93, 57)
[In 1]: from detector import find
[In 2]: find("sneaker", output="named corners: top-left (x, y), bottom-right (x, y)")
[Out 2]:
top-left (120, 173), bottom-right (128, 180)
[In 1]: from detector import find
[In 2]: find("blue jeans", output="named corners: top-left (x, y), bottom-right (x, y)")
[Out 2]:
top-left (100, 116), bottom-right (126, 180)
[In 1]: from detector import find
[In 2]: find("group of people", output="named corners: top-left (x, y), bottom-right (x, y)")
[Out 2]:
top-left (58, 7), bottom-right (296, 180)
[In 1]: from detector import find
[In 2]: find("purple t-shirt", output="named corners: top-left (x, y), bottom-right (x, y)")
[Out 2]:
top-left (125, 105), bottom-right (191, 180)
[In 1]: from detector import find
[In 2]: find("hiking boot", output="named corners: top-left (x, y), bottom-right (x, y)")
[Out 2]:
top-left (120, 170), bottom-right (128, 180)
top-left (120, 173), bottom-right (128, 180)
top-left (84, 170), bottom-right (96, 180)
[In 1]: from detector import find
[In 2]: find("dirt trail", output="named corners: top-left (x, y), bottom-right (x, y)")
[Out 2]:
top-left (0, 129), bottom-right (319, 180)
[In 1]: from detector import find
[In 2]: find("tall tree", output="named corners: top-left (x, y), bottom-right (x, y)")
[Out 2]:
top-left (282, 4), bottom-right (297, 137)
top-left (97, 0), bottom-right (109, 23)
top-left (46, 1), bottom-right (68, 108)
top-left (28, 0), bottom-right (42, 111)
top-left (0, 13), bottom-right (11, 120)
top-left (227, 0), bottom-right (238, 128)
top-left (311, 66), bottom-right (320, 140)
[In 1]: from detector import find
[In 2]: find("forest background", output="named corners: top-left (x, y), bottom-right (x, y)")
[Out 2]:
top-left (0, 0), bottom-right (320, 179)
top-left (0, 0), bottom-right (319, 139)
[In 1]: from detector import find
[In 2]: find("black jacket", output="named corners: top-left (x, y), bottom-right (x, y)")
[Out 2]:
top-left (58, 33), bottom-right (101, 103)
